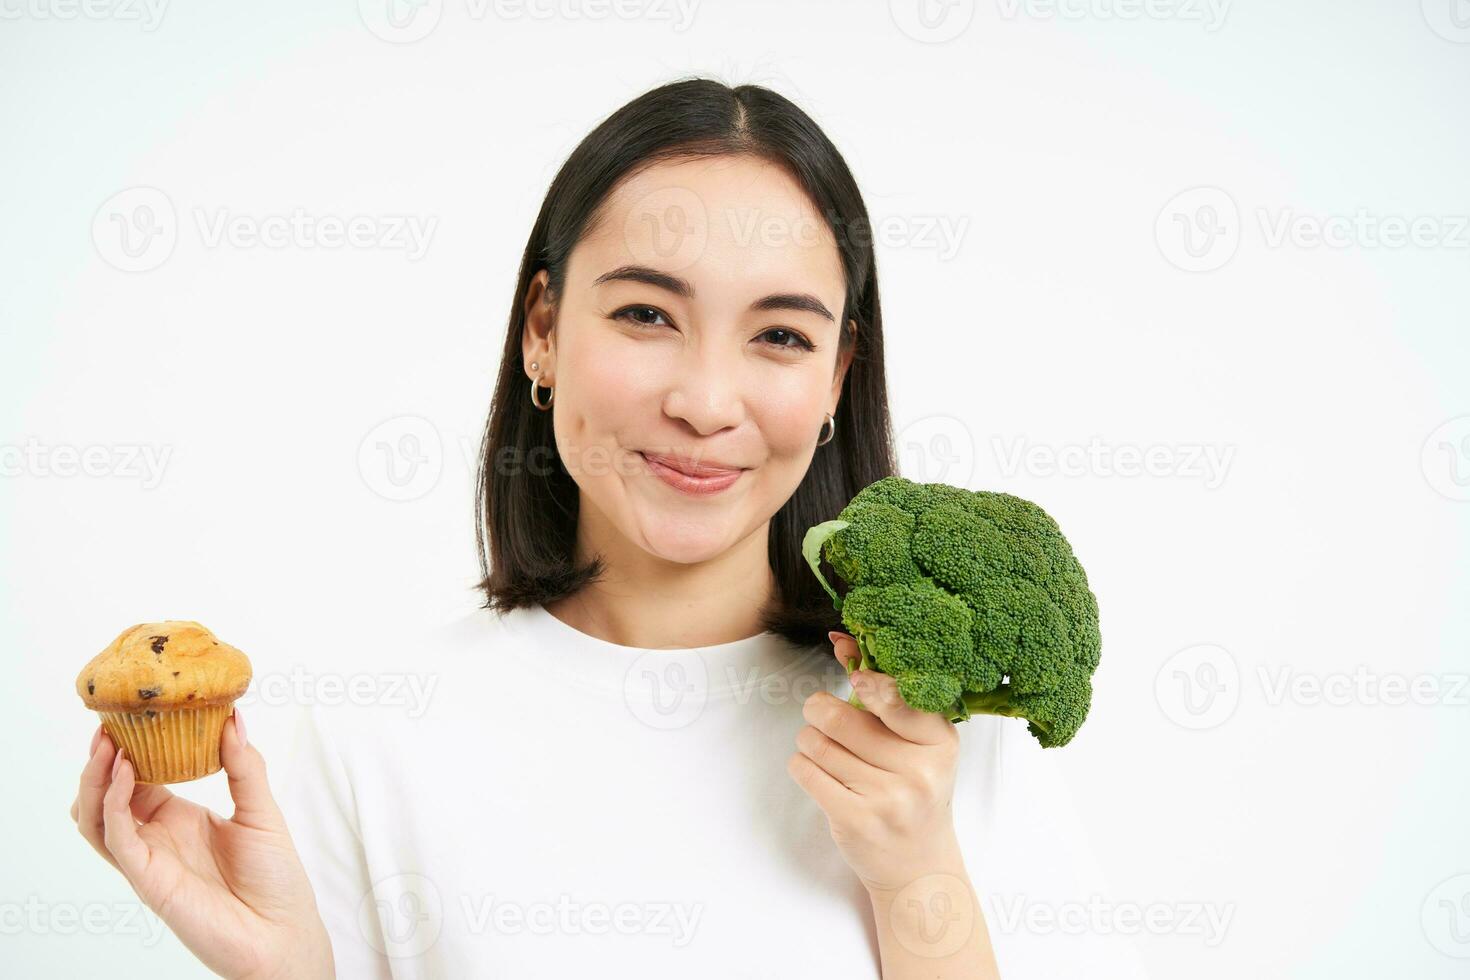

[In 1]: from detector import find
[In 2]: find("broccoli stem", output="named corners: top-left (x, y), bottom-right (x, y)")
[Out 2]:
top-left (959, 686), bottom-right (1053, 736)
top-left (843, 629), bottom-right (879, 711)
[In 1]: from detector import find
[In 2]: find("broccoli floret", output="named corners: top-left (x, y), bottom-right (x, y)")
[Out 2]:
top-left (802, 476), bottom-right (1101, 747)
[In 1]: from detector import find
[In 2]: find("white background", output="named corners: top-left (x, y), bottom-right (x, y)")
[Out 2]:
top-left (4, 1), bottom-right (1468, 977)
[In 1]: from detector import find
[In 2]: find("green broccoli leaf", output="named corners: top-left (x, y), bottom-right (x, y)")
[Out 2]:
top-left (801, 519), bottom-right (850, 611)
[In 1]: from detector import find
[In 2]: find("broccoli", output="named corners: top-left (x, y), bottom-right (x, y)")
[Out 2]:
top-left (802, 476), bottom-right (1101, 747)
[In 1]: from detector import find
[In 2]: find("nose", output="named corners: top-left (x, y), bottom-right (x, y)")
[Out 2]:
top-left (661, 340), bottom-right (747, 437)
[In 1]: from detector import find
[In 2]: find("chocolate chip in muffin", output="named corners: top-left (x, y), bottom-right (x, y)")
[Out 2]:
top-left (172, 671), bottom-right (180, 677)
top-left (139, 686), bottom-right (162, 700)
top-left (87, 679), bottom-right (94, 695)
top-left (149, 635), bottom-right (168, 655)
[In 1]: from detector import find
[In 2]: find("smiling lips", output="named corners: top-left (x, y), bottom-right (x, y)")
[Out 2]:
top-left (639, 451), bottom-right (745, 495)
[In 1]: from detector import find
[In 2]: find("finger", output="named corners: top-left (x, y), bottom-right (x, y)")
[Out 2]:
top-left (128, 780), bottom-right (176, 824)
top-left (849, 670), bottom-right (956, 746)
top-left (795, 724), bottom-right (886, 794)
top-left (786, 750), bottom-right (859, 814)
top-left (76, 730), bottom-right (122, 873)
top-left (220, 708), bottom-right (284, 831)
top-left (803, 690), bottom-right (911, 773)
top-left (82, 730), bottom-right (175, 827)
top-left (828, 631), bottom-right (862, 672)
top-left (101, 748), bottom-right (154, 883)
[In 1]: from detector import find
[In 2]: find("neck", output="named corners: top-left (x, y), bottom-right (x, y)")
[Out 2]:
top-left (547, 511), bottom-right (776, 650)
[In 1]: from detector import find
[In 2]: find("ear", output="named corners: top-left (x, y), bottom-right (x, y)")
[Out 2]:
top-left (831, 317), bottom-right (857, 402)
top-left (521, 269), bottom-right (556, 377)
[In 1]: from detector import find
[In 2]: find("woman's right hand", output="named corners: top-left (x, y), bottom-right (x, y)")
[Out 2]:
top-left (70, 711), bottom-right (335, 980)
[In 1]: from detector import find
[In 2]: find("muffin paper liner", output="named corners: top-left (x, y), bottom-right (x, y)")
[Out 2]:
top-left (98, 704), bottom-right (234, 784)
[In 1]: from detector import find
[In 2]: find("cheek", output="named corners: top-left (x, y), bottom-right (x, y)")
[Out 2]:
top-left (753, 375), bottom-right (829, 452)
top-left (578, 342), bottom-right (650, 408)
top-left (553, 329), bottom-right (657, 446)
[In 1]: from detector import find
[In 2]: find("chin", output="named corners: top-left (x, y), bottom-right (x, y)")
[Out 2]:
top-left (633, 512), bottom-right (737, 564)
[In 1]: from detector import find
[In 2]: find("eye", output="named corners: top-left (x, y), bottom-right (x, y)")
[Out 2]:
top-left (759, 327), bottom-right (816, 352)
top-left (613, 305), bottom-right (670, 328)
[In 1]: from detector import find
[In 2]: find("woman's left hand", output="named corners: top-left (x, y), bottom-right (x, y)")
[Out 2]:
top-left (786, 630), bottom-right (968, 896)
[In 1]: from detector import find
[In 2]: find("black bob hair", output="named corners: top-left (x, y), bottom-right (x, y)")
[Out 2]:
top-left (474, 76), bottom-right (898, 648)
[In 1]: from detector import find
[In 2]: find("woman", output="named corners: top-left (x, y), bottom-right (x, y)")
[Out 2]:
top-left (70, 78), bottom-right (1130, 979)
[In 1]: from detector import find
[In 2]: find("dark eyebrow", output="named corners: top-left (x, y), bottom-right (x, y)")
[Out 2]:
top-left (592, 265), bottom-right (835, 322)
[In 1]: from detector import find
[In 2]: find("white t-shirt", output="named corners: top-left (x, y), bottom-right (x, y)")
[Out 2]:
top-left (277, 601), bottom-right (1145, 979)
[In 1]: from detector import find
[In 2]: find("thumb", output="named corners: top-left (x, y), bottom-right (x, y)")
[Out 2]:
top-left (219, 708), bottom-right (284, 830)
top-left (849, 669), bottom-right (955, 746)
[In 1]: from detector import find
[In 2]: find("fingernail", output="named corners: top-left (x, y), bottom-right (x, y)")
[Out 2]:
top-left (90, 724), bottom-right (102, 757)
top-left (827, 631), bottom-right (844, 646)
top-left (234, 708), bottom-right (247, 748)
top-left (111, 748), bottom-right (124, 779)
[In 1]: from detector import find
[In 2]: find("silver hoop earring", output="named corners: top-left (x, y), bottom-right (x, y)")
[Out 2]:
top-left (530, 368), bottom-right (554, 411)
top-left (816, 412), bottom-right (835, 446)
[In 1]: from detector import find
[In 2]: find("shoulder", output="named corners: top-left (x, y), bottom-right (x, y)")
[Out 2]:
top-left (290, 605), bottom-right (519, 750)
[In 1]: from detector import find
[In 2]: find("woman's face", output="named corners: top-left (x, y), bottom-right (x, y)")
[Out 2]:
top-left (523, 153), bottom-right (854, 569)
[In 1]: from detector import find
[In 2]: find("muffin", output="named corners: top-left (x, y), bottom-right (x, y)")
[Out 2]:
top-left (76, 621), bottom-right (252, 784)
